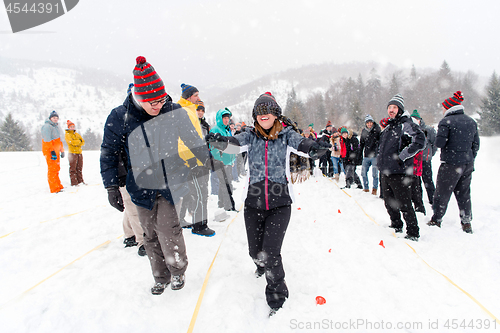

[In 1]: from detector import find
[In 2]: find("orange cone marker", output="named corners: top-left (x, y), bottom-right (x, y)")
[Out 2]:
top-left (316, 296), bottom-right (326, 305)
top-left (379, 240), bottom-right (385, 248)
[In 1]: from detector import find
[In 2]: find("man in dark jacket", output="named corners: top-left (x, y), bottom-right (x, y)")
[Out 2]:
top-left (318, 121), bottom-right (334, 177)
top-left (428, 91), bottom-right (480, 234)
top-left (360, 114), bottom-right (381, 195)
top-left (100, 56), bottom-right (209, 295)
top-left (377, 94), bottom-right (425, 241)
top-left (342, 128), bottom-right (362, 189)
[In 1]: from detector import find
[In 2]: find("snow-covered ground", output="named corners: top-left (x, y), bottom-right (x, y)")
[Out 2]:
top-left (1, 137), bottom-right (499, 333)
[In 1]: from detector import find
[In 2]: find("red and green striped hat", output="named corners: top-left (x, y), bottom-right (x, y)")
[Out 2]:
top-left (133, 56), bottom-right (167, 102)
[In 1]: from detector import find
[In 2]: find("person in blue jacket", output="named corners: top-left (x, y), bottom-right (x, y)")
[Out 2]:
top-left (209, 107), bottom-right (237, 212)
top-left (428, 91), bottom-right (480, 233)
top-left (100, 56), bottom-right (209, 295)
top-left (206, 92), bottom-right (329, 316)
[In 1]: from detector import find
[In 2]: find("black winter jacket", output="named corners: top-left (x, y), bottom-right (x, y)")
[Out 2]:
top-left (420, 119), bottom-right (437, 163)
top-left (377, 112), bottom-right (425, 176)
top-left (435, 105), bottom-right (479, 165)
top-left (360, 123), bottom-right (381, 158)
top-left (344, 132), bottom-right (362, 166)
top-left (100, 94), bottom-right (209, 209)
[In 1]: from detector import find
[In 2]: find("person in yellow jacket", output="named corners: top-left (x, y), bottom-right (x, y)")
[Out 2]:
top-left (65, 120), bottom-right (85, 186)
top-left (177, 83), bottom-right (215, 237)
top-left (41, 111), bottom-right (65, 193)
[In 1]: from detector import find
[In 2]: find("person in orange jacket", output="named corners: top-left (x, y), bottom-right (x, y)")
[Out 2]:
top-left (65, 120), bottom-right (85, 186)
top-left (41, 111), bottom-right (65, 193)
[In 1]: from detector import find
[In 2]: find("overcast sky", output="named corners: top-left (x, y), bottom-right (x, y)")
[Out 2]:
top-left (1, 0), bottom-right (499, 88)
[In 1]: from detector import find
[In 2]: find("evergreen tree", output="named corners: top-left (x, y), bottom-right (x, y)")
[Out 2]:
top-left (388, 73), bottom-right (400, 97)
top-left (478, 71), bottom-right (500, 136)
top-left (284, 87), bottom-right (305, 129)
top-left (437, 60), bottom-right (454, 92)
top-left (366, 68), bottom-right (384, 120)
top-left (0, 113), bottom-right (32, 151)
top-left (82, 128), bottom-right (102, 150)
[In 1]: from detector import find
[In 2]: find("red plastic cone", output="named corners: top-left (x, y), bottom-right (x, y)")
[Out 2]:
top-left (328, 249), bottom-right (331, 253)
top-left (316, 296), bottom-right (326, 305)
top-left (338, 209), bottom-right (341, 213)
top-left (297, 207), bottom-right (301, 210)
top-left (379, 240), bottom-right (385, 248)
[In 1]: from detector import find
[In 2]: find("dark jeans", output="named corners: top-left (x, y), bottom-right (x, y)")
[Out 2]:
top-left (432, 162), bottom-right (474, 223)
top-left (422, 160), bottom-right (435, 204)
top-left (380, 173), bottom-right (419, 237)
top-left (411, 175), bottom-right (425, 211)
top-left (244, 205), bottom-right (291, 309)
top-left (345, 164), bottom-right (362, 188)
top-left (319, 150), bottom-right (333, 177)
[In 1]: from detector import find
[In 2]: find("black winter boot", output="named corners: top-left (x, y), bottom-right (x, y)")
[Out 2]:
top-left (192, 220), bottom-right (216, 237)
top-left (138, 245), bottom-right (147, 256)
top-left (124, 236), bottom-right (137, 248)
top-left (461, 222), bottom-right (473, 234)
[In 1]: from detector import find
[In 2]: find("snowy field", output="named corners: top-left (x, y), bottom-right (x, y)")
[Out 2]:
top-left (0, 137), bottom-right (499, 333)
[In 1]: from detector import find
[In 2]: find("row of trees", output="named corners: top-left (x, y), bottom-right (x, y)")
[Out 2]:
top-left (0, 114), bottom-right (103, 152)
top-left (285, 61), bottom-right (500, 136)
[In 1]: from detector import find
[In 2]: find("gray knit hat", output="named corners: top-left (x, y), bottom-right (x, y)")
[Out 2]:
top-left (388, 94), bottom-right (405, 116)
top-left (365, 114), bottom-right (374, 123)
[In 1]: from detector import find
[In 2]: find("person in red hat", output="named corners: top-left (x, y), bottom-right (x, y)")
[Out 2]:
top-left (428, 91), bottom-right (480, 234)
top-left (100, 56), bottom-right (210, 295)
top-left (64, 120), bottom-right (85, 186)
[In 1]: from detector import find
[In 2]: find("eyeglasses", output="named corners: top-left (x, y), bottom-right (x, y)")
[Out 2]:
top-left (148, 98), bottom-right (166, 106)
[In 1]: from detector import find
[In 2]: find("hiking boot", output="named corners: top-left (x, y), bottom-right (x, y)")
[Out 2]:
top-left (415, 206), bottom-right (426, 215)
top-left (214, 210), bottom-right (230, 222)
top-left (363, 189), bottom-right (369, 193)
top-left (179, 218), bottom-right (193, 229)
top-left (255, 267), bottom-right (265, 278)
top-left (389, 223), bottom-right (403, 233)
top-left (333, 174), bottom-right (339, 182)
top-left (192, 221), bottom-right (216, 237)
top-left (151, 282), bottom-right (170, 295)
top-left (372, 189), bottom-right (377, 195)
top-left (461, 222), bottom-right (473, 234)
top-left (404, 234), bottom-right (419, 242)
top-left (123, 236), bottom-right (137, 248)
top-left (138, 245), bottom-right (147, 256)
top-left (171, 274), bottom-right (185, 290)
top-left (427, 220), bottom-right (441, 228)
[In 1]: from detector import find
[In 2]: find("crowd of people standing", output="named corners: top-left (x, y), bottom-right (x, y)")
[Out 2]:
top-left (39, 55), bottom-right (480, 318)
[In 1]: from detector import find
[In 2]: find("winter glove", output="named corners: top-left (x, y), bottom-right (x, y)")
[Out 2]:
top-left (308, 142), bottom-right (330, 160)
top-left (107, 186), bottom-right (124, 212)
top-left (205, 132), bottom-right (228, 151)
top-left (50, 151), bottom-right (57, 160)
top-left (60, 151), bottom-right (65, 158)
